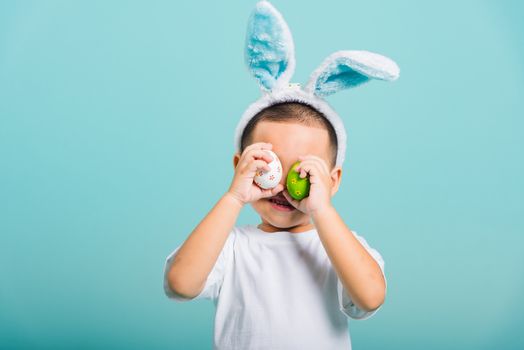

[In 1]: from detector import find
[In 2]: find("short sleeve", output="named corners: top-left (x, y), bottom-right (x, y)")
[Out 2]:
top-left (337, 231), bottom-right (387, 320)
top-left (163, 231), bottom-right (236, 302)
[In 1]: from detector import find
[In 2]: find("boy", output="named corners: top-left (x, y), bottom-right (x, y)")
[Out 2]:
top-left (164, 103), bottom-right (387, 350)
top-left (163, 1), bottom-right (399, 348)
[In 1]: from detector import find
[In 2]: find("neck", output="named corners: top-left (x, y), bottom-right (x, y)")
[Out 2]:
top-left (257, 221), bottom-right (315, 233)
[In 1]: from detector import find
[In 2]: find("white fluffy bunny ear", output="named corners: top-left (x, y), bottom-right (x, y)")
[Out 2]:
top-left (305, 50), bottom-right (400, 97)
top-left (244, 1), bottom-right (296, 92)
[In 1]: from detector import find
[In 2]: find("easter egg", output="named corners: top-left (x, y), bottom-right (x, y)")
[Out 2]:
top-left (253, 150), bottom-right (282, 189)
top-left (286, 161), bottom-right (310, 200)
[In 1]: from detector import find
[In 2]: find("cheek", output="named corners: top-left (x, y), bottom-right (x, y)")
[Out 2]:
top-left (251, 199), bottom-right (267, 211)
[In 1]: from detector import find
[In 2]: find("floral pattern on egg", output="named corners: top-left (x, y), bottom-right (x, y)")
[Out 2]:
top-left (253, 150), bottom-right (282, 190)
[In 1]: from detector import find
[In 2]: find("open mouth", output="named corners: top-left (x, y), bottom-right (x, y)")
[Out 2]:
top-left (268, 196), bottom-right (295, 211)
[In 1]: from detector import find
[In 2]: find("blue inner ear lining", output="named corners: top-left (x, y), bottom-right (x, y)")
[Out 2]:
top-left (316, 65), bottom-right (370, 95)
top-left (251, 61), bottom-right (287, 90)
top-left (245, 7), bottom-right (292, 91)
top-left (258, 60), bottom-right (287, 79)
top-left (325, 70), bottom-right (370, 87)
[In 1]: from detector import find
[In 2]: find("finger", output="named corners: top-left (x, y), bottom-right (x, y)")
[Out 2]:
top-left (245, 149), bottom-right (274, 163)
top-left (240, 159), bottom-right (270, 174)
top-left (300, 168), bottom-right (307, 178)
top-left (294, 159), bottom-right (312, 174)
top-left (298, 158), bottom-right (329, 178)
top-left (282, 190), bottom-right (300, 207)
top-left (272, 183), bottom-right (284, 194)
top-left (261, 183), bottom-right (284, 198)
top-left (311, 156), bottom-right (330, 175)
top-left (243, 142), bottom-right (273, 155)
top-left (298, 155), bottom-right (330, 175)
top-left (296, 162), bottom-right (320, 179)
top-left (238, 150), bottom-right (273, 169)
top-left (295, 160), bottom-right (312, 176)
top-left (259, 188), bottom-right (274, 198)
top-left (247, 159), bottom-right (271, 173)
top-left (309, 159), bottom-right (329, 177)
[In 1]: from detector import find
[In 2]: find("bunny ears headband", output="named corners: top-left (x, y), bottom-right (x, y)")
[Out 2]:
top-left (233, 0), bottom-right (400, 168)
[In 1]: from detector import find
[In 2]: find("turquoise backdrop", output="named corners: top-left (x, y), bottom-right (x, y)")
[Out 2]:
top-left (1, 1), bottom-right (523, 349)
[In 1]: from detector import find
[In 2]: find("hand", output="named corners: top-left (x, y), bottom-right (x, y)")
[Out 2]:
top-left (282, 155), bottom-right (333, 216)
top-left (227, 142), bottom-right (285, 205)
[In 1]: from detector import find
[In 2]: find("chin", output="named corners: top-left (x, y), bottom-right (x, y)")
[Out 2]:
top-left (266, 218), bottom-right (295, 229)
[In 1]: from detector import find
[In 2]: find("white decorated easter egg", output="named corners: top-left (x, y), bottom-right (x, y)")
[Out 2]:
top-left (253, 150), bottom-right (282, 189)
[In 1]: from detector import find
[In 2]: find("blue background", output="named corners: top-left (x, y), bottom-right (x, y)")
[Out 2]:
top-left (1, 0), bottom-right (523, 349)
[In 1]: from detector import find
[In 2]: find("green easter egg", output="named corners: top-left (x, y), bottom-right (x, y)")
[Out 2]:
top-left (286, 161), bottom-right (310, 200)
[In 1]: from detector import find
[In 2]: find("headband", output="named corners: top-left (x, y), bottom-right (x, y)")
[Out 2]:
top-left (233, 0), bottom-right (400, 168)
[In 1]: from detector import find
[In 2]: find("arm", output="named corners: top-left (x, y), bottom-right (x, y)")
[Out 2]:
top-left (312, 205), bottom-right (386, 312)
top-left (166, 142), bottom-right (283, 299)
top-left (166, 192), bottom-right (244, 299)
top-left (281, 154), bottom-right (385, 313)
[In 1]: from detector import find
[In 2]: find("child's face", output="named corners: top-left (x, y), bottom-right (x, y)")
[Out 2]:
top-left (234, 121), bottom-right (342, 233)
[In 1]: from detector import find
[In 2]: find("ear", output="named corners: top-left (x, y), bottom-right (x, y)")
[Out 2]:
top-left (233, 153), bottom-right (241, 169)
top-left (244, 1), bottom-right (296, 92)
top-left (305, 50), bottom-right (400, 97)
top-left (330, 166), bottom-right (343, 197)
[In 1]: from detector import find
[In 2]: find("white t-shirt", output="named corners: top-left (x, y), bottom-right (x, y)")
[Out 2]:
top-left (163, 224), bottom-right (386, 350)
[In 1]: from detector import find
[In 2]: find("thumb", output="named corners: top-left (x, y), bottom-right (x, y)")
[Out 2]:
top-left (282, 190), bottom-right (299, 207)
top-left (271, 183), bottom-right (284, 195)
top-left (260, 184), bottom-right (284, 198)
